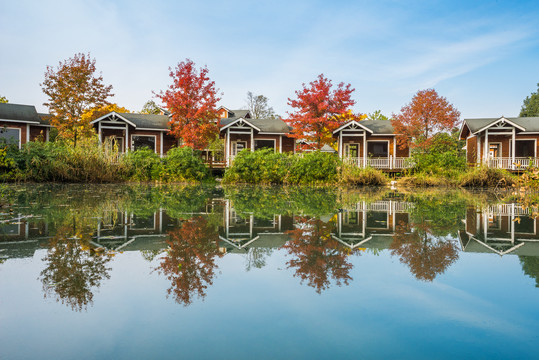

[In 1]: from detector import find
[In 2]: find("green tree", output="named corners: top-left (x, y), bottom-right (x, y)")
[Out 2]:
top-left (245, 91), bottom-right (276, 119)
top-left (0, 96), bottom-right (8, 103)
top-left (366, 110), bottom-right (390, 121)
top-left (141, 100), bottom-right (162, 115)
top-left (519, 83), bottom-right (539, 117)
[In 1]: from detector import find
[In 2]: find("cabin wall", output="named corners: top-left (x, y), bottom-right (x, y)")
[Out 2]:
top-left (337, 133), bottom-right (407, 158)
top-left (466, 136), bottom-right (477, 164)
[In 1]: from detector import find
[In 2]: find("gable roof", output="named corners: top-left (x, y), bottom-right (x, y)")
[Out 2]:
top-left (463, 116), bottom-right (539, 134)
top-left (0, 103), bottom-right (45, 124)
top-left (334, 120), bottom-right (395, 135)
top-left (333, 120), bottom-right (374, 134)
top-left (91, 112), bottom-right (170, 130)
top-left (220, 116), bottom-right (292, 134)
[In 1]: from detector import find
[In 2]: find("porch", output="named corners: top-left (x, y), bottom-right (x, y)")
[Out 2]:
top-left (343, 156), bottom-right (414, 170)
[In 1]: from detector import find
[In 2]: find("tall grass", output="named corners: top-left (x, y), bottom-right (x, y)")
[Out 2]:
top-left (1, 138), bottom-right (210, 183)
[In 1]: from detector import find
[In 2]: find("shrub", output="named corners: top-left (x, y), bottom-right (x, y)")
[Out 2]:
top-left (124, 148), bottom-right (163, 181)
top-left (286, 151), bottom-right (339, 185)
top-left (223, 149), bottom-right (291, 184)
top-left (459, 166), bottom-right (516, 188)
top-left (161, 147), bottom-right (209, 182)
top-left (340, 163), bottom-right (388, 186)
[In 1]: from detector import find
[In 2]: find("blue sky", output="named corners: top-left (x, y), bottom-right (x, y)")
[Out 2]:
top-left (1, 0), bottom-right (538, 118)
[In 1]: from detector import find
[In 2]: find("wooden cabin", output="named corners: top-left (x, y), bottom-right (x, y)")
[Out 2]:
top-left (218, 108), bottom-right (295, 166)
top-left (332, 120), bottom-right (412, 170)
top-left (460, 116), bottom-right (539, 170)
top-left (0, 103), bottom-right (51, 148)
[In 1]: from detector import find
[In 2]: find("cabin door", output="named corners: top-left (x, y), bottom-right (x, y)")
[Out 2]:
top-left (344, 143), bottom-right (359, 158)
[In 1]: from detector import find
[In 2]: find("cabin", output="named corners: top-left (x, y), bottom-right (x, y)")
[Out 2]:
top-left (459, 204), bottom-right (539, 257)
top-left (332, 120), bottom-right (412, 170)
top-left (0, 103), bottom-right (51, 148)
top-left (460, 116), bottom-right (539, 170)
top-left (91, 112), bottom-right (178, 155)
top-left (218, 107), bottom-right (295, 166)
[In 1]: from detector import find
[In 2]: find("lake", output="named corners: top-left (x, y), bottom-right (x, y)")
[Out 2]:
top-left (0, 184), bottom-right (538, 359)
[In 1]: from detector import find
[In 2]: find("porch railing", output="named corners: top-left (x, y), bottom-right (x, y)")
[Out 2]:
top-left (486, 157), bottom-right (538, 170)
top-left (344, 156), bottom-right (414, 170)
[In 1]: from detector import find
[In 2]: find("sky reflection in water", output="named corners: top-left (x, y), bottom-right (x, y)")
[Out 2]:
top-left (0, 184), bottom-right (537, 359)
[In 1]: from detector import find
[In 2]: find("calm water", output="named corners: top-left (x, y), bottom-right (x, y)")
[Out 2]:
top-left (0, 184), bottom-right (538, 359)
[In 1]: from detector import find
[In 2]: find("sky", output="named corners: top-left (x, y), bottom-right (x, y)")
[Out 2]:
top-left (1, 0), bottom-right (538, 119)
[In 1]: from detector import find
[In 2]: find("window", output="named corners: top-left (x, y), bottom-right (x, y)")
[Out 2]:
top-left (366, 211), bottom-right (388, 229)
top-left (0, 128), bottom-right (21, 147)
top-left (232, 141), bottom-right (246, 155)
top-left (367, 142), bottom-right (388, 158)
top-left (345, 144), bottom-right (359, 158)
top-left (489, 143), bottom-right (501, 158)
top-left (515, 140), bottom-right (535, 158)
top-left (255, 139), bottom-right (275, 151)
top-left (132, 135), bottom-right (156, 152)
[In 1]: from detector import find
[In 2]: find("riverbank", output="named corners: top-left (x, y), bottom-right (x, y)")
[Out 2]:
top-left (0, 142), bottom-right (536, 189)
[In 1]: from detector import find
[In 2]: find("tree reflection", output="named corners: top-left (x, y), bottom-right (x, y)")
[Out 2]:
top-left (40, 226), bottom-right (113, 311)
top-left (519, 256), bottom-right (539, 287)
top-left (391, 220), bottom-right (459, 281)
top-left (284, 216), bottom-right (359, 293)
top-left (157, 216), bottom-right (222, 306)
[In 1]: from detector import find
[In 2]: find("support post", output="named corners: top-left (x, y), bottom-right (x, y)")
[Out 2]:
top-left (279, 135), bottom-right (282, 153)
top-left (250, 129), bottom-right (254, 151)
top-left (363, 134), bottom-right (367, 168)
top-left (339, 133), bottom-right (343, 158)
top-left (511, 128), bottom-right (516, 170)
top-left (125, 125), bottom-right (129, 152)
top-left (98, 122), bottom-right (102, 143)
top-left (484, 129), bottom-right (489, 166)
top-left (226, 128), bottom-right (231, 166)
top-left (160, 132), bottom-right (164, 156)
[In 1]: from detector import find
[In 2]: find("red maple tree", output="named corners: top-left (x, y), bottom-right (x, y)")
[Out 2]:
top-left (283, 216), bottom-right (358, 293)
top-left (287, 74), bottom-right (356, 150)
top-left (157, 59), bottom-right (221, 150)
top-left (157, 216), bottom-right (222, 306)
top-left (392, 89), bottom-right (460, 152)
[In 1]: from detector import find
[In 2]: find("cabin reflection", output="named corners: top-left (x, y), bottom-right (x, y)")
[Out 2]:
top-left (459, 204), bottom-right (539, 256)
top-left (332, 201), bottom-right (413, 250)
top-left (92, 210), bottom-right (173, 251)
top-left (218, 200), bottom-right (294, 253)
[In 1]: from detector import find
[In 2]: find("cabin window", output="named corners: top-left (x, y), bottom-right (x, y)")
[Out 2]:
top-left (515, 140), bottom-right (535, 158)
top-left (366, 211), bottom-right (388, 229)
top-left (130, 214), bottom-right (156, 230)
top-left (344, 144), bottom-right (359, 158)
top-left (255, 139), bottom-right (275, 151)
top-left (132, 135), bottom-right (156, 152)
top-left (232, 141), bottom-right (246, 155)
top-left (367, 142), bottom-right (388, 158)
top-left (514, 216), bottom-right (535, 234)
top-left (0, 128), bottom-right (21, 147)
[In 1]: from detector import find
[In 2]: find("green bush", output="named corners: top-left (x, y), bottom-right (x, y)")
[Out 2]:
top-left (124, 148), bottom-right (163, 181)
top-left (223, 149), bottom-right (292, 184)
top-left (160, 147), bottom-right (209, 182)
top-left (286, 151), bottom-right (339, 185)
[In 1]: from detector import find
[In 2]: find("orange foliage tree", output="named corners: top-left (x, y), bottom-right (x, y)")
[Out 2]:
top-left (157, 59), bottom-right (221, 150)
top-left (392, 89), bottom-right (460, 152)
top-left (80, 103), bottom-right (130, 124)
top-left (283, 216), bottom-right (358, 293)
top-left (41, 53), bottom-right (114, 146)
top-left (287, 74), bottom-right (356, 150)
top-left (157, 216), bottom-right (223, 306)
top-left (390, 220), bottom-right (459, 282)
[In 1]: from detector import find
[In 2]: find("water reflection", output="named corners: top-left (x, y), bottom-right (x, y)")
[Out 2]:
top-left (1, 185), bottom-right (538, 311)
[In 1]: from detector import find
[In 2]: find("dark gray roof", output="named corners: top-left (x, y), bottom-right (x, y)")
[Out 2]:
top-left (227, 109), bottom-right (250, 119)
top-left (464, 117), bottom-right (539, 133)
top-left (360, 120), bottom-right (395, 134)
top-left (0, 103), bottom-right (43, 124)
top-left (37, 113), bottom-right (52, 126)
top-left (97, 112), bottom-right (170, 130)
top-left (220, 116), bottom-right (292, 134)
